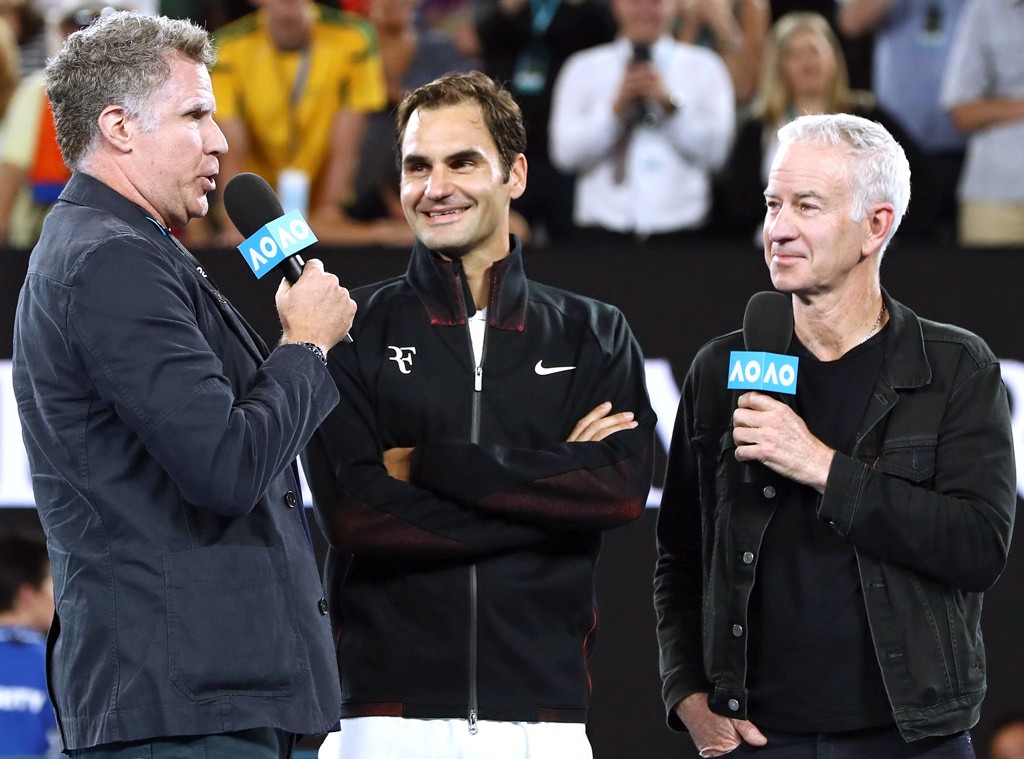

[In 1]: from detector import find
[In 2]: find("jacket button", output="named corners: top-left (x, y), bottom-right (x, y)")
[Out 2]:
top-left (762, 485), bottom-right (777, 499)
top-left (284, 490), bottom-right (297, 508)
top-left (728, 699), bottom-right (740, 712)
top-left (318, 598), bottom-right (328, 615)
top-left (732, 624), bottom-right (743, 637)
top-left (742, 551), bottom-right (754, 564)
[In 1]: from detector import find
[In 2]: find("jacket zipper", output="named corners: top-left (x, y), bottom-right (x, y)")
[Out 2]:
top-left (462, 265), bottom-right (486, 735)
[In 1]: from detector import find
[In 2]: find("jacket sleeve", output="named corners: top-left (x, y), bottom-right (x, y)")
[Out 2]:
top-left (653, 360), bottom-right (713, 730)
top-left (66, 237), bottom-right (338, 518)
top-left (409, 310), bottom-right (655, 531)
top-left (304, 345), bottom-right (571, 561)
top-left (819, 359), bottom-right (1016, 593)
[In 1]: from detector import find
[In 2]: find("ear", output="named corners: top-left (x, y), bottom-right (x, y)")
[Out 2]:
top-left (863, 202), bottom-right (895, 258)
top-left (96, 104), bottom-right (135, 155)
top-left (507, 152), bottom-right (527, 201)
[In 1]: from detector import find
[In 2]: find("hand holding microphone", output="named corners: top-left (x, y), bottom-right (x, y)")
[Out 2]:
top-left (274, 259), bottom-right (356, 356)
top-left (630, 43), bottom-right (659, 128)
top-left (224, 172), bottom-right (355, 350)
top-left (614, 42), bottom-right (672, 127)
top-left (728, 292), bottom-right (832, 491)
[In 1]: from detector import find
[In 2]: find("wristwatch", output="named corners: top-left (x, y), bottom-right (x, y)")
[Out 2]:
top-left (294, 341), bottom-right (327, 365)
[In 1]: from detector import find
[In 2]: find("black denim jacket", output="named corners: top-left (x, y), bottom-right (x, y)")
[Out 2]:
top-left (654, 292), bottom-right (1016, 742)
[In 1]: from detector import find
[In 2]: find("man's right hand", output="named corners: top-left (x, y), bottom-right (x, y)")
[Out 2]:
top-left (676, 692), bottom-right (767, 757)
top-left (276, 258), bottom-right (357, 353)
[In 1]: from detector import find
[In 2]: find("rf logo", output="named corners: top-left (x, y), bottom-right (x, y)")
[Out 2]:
top-left (388, 346), bottom-right (417, 374)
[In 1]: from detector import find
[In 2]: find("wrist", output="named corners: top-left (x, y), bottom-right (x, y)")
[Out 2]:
top-left (665, 90), bottom-right (684, 115)
top-left (283, 339), bottom-right (328, 365)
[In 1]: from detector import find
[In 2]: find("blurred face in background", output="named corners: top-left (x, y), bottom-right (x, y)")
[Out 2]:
top-left (781, 26), bottom-right (836, 102)
top-left (612, 0), bottom-right (674, 45)
top-left (369, 0), bottom-right (417, 32)
top-left (256, 0), bottom-right (311, 23)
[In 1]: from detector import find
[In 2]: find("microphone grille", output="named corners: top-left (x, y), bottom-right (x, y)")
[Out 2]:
top-left (222, 172), bottom-right (284, 238)
top-left (742, 291), bottom-right (793, 353)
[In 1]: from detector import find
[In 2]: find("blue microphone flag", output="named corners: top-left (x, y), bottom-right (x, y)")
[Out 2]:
top-left (727, 351), bottom-right (799, 395)
top-left (237, 210), bottom-right (317, 279)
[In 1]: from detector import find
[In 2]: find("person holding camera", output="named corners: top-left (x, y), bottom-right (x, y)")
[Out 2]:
top-left (549, 0), bottom-right (735, 247)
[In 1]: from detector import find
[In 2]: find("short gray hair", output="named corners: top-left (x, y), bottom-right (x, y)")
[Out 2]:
top-left (45, 11), bottom-right (214, 172)
top-left (777, 113), bottom-right (911, 253)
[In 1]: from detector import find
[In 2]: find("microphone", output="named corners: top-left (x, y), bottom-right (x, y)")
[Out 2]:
top-left (743, 291), bottom-right (793, 356)
top-left (730, 291), bottom-right (797, 483)
top-left (224, 172), bottom-right (306, 283)
top-left (631, 42), bottom-right (659, 129)
top-left (224, 172), bottom-right (352, 343)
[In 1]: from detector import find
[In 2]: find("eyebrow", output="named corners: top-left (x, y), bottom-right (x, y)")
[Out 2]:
top-left (763, 189), bottom-right (827, 201)
top-left (185, 99), bottom-right (216, 115)
top-left (402, 148), bottom-right (486, 169)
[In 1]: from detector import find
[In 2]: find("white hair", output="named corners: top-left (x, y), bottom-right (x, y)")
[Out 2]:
top-left (778, 113), bottom-right (912, 253)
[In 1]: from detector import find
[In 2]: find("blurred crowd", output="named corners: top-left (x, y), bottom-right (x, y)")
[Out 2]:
top-left (0, 0), bottom-right (1020, 250)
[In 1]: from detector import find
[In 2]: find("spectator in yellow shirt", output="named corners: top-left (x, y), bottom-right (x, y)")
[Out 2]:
top-left (210, 0), bottom-right (407, 246)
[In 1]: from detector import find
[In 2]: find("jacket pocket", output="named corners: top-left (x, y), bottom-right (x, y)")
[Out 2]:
top-left (165, 546), bottom-right (300, 700)
top-left (874, 440), bottom-right (936, 483)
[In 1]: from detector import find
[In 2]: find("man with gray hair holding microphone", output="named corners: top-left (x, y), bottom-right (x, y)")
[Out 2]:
top-left (655, 113), bottom-right (1016, 758)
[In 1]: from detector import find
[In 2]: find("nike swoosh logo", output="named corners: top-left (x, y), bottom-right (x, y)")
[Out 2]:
top-left (534, 361), bottom-right (576, 376)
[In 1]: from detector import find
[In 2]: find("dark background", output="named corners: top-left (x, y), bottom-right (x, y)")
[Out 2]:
top-left (2, 237), bottom-right (1022, 758)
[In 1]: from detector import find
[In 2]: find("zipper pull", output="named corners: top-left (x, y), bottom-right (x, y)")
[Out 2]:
top-left (474, 365), bottom-right (483, 392)
top-left (468, 708), bottom-right (479, 735)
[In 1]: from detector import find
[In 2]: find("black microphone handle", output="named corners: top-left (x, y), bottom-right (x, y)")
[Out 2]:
top-left (281, 254), bottom-right (305, 285)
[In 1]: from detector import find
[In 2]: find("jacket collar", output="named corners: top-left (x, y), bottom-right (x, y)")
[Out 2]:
top-left (60, 172), bottom-right (171, 249)
top-left (877, 289), bottom-right (931, 390)
top-left (59, 172), bottom-right (270, 362)
top-left (406, 235), bottom-right (528, 332)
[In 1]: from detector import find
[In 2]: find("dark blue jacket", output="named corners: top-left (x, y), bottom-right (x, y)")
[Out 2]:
top-left (12, 174), bottom-right (342, 750)
top-left (654, 293), bottom-right (1016, 741)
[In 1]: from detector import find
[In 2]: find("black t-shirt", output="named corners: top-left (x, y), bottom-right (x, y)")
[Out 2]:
top-left (746, 327), bottom-right (893, 733)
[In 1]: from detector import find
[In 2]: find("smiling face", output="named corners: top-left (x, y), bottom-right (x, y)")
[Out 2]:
top-left (762, 140), bottom-right (872, 298)
top-left (125, 52), bottom-right (226, 229)
top-left (399, 101), bottom-right (526, 262)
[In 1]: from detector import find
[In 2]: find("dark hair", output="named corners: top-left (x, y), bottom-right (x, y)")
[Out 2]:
top-left (0, 528), bottom-right (50, 612)
top-left (395, 71), bottom-right (527, 182)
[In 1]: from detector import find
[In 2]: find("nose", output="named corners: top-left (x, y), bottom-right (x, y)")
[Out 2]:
top-left (765, 204), bottom-right (796, 244)
top-left (424, 166), bottom-right (452, 200)
top-left (206, 116), bottom-right (228, 156)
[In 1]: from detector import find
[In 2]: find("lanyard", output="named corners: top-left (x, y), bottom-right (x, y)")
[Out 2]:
top-left (145, 216), bottom-right (223, 298)
top-left (286, 47), bottom-right (312, 163)
top-left (530, 0), bottom-right (560, 37)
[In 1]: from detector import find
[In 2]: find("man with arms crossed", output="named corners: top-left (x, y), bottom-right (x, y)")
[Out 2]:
top-left (305, 71), bottom-right (656, 758)
top-left (12, 12), bottom-right (354, 758)
top-left (654, 113), bottom-right (1015, 757)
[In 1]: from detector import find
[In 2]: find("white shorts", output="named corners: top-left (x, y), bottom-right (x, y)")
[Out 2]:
top-left (317, 717), bottom-right (593, 759)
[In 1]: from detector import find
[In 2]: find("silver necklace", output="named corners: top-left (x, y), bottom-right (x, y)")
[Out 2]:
top-left (864, 300), bottom-right (887, 342)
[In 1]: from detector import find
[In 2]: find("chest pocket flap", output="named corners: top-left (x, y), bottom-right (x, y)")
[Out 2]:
top-left (875, 440), bottom-right (937, 482)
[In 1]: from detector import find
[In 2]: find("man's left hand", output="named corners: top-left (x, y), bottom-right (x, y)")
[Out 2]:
top-left (384, 447), bottom-right (413, 482)
top-left (567, 402), bottom-right (637, 443)
top-left (732, 392), bottom-right (834, 492)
